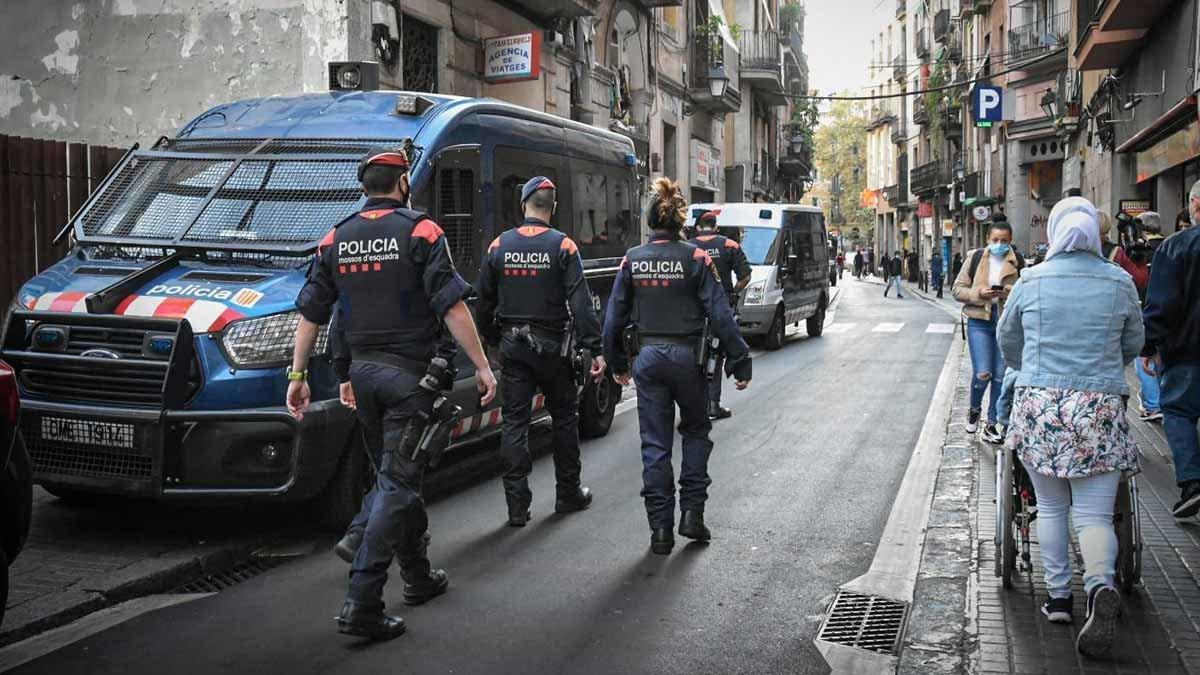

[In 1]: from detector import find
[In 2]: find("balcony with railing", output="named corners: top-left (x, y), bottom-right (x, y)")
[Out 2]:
top-left (974, 0), bottom-right (994, 13)
top-left (915, 27), bottom-right (930, 59)
top-left (891, 118), bottom-right (907, 144)
top-left (689, 31), bottom-right (742, 114)
top-left (913, 96), bottom-right (929, 126)
top-left (1007, 11), bottom-right (1069, 67)
top-left (738, 29), bottom-right (785, 103)
top-left (934, 9), bottom-right (951, 41)
top-left (910, 159), bottom-right (949, 195)
top-left (892, 54), bottom-right (907, 83)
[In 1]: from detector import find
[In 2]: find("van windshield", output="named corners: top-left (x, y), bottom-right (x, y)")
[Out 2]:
top-left (75, 139), bottom-right (390, 251)
top-left (726, 226), bottom-right (779, 266)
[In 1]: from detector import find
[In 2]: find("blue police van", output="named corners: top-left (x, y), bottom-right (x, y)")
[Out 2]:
top-left (0, 89), bottom-right (639, 525)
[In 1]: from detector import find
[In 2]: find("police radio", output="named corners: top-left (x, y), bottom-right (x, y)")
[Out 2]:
top-left (698, 318), bottom-right (717, 379)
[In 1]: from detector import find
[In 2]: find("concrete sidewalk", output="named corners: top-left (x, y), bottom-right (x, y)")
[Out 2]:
top-left (900, 297), bottom-right (1200, 673)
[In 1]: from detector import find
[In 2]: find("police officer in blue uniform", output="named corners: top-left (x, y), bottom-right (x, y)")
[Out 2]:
top-left (689, 211), bottom-right (752, 420)
top-left (602, 178), bottom-right (752, 554)
top-left (476, 177), bottom-right (606, 526)
top-left (288, 147), bottom-right (498, 640)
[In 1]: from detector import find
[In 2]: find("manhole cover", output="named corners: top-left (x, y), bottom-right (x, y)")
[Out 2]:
top-left (171, 557), bottom-right (288, 594)
top-left (816, 590), bottom-right (909, 656)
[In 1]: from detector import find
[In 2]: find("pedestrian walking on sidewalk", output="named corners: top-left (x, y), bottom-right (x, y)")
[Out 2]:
top-left (879, 252), bottom-right (891, 283)
top-left (1142, 179), bottom-right (1200, 519)
top-left (930, 251), bottom-right (945, 298)
top-left (853, 248), bottom-right (864, 279)
top-left (951, 251), bottom-right (963, 281)
top-left (997, 196), bottom-right (1144, 658)
top-left (953, 215), bottom-right (1024, 444)
top-left (884, 252), bottom-right (904, 298)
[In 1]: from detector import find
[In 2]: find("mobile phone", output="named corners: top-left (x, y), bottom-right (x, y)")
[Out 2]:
top-left (990, 285), bottom-right (1004, 291)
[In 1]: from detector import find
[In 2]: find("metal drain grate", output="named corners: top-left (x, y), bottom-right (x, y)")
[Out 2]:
top-left (816, 590), bottom-right (909, 655)
top-left (171, 557), bottom-right (287, 594)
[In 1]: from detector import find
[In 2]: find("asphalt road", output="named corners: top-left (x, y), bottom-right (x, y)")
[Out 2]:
top-left (12, 279), bottom-right (954, 675)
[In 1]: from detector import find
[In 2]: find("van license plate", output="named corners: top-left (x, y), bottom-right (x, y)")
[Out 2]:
top-left (40, 417), bottom-right (135, 449)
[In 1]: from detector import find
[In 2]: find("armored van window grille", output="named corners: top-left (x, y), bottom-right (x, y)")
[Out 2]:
top-left (161, 138), bottom-right (401, 156)
top-left (438, 167), bottom-right (475, 272)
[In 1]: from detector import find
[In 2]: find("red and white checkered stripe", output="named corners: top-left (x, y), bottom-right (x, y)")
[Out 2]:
top-left (29, 292), bottom-right (244, 333)
top-left (450, 394), bottom-right (547, 439)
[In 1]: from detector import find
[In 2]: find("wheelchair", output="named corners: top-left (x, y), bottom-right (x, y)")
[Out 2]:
top-left (994, 446), bottom-right (1142, 594)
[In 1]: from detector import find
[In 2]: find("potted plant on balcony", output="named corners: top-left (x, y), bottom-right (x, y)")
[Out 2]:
top-left (694, 15), bottom-right (742, 65)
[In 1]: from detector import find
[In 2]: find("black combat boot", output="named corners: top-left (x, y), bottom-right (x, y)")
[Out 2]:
top-left (508, 505), bottom-right (532, 527)
top-left (678, 510), bottom-right (711, 541)
top-left (707, 402), bottom-right (732, 420)
top-left (403, 568), bottom-right (449, 606)
top-left (555, 486), bottom-right (593, 514)
top-left (651, 528), bottom-right (674, 555)
top-left (334, 529), bottom-right (363, 563)
top-left (336, 600), bottom-right (406, 640)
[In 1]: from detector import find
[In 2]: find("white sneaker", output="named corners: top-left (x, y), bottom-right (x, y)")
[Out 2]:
top-left (982, 424), bottom-right (1004, 445)
top-left (965, 409), bottom-right (980, 434)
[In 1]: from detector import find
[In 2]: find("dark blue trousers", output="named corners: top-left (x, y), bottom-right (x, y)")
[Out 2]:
top-left (632, 345), bottom-right (714, 530)
top-left (499, 337), bottom-right (582, 510)
top-left (345, 363), bottom-right (436, 609)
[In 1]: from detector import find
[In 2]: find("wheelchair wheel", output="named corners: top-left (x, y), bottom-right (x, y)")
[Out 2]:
top-left (1115, 476), bottom-right (1142, 595)
top-left (995, 450), bottom-right (1017, 588)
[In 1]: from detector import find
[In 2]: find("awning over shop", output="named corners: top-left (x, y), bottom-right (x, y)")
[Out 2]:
top-left (1116, 96), bottom-right (1197, 154)
top-left (963, 197), bottom-right (996, 208)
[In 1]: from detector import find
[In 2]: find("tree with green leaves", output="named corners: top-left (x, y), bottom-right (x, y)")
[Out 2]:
top-left (813, 96), bottom-right (874, 243)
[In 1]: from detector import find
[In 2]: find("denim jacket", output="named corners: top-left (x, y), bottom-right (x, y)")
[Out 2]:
top-left (997, 251), bottom-right (1144, 396)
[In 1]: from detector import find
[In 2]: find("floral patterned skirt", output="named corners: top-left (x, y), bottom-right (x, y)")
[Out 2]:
top-left (1005, 386), bottom-right (1139, 479)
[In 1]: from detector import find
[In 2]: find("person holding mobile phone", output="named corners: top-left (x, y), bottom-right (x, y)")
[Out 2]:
top-left (952, 215), bottom-right (1025, 444)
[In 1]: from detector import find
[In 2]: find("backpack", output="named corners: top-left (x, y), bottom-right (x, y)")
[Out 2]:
top-left (967, 247), bottom-right (1025, 280)
top-left (960, 248), bottom-right (1026, 339)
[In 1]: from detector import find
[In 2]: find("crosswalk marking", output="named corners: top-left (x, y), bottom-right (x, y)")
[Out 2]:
top-left (871, 322), bottom-right (905, 333)
top-left (925, 323), bottom-right (955, 334)
top-left (823, 323), bottom-right (857, 333)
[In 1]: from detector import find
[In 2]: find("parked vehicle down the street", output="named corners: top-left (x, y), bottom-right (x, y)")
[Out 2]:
top-left (685, 203), bottom-right (831, 349)
top-left (0, 91), bottom-right (637, 528)
top-left (0, 357), bottom-right (33, 628)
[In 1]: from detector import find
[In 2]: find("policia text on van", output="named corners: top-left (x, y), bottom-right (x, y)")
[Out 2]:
top-left (0, 90), bottom-right (636, 525)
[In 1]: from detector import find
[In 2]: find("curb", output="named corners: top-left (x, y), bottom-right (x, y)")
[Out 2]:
top-left (0, 540), bottom-right (268, 647)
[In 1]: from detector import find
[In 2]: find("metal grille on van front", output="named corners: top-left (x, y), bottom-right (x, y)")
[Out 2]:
top-left (160, 138), bottom-right (402, 156)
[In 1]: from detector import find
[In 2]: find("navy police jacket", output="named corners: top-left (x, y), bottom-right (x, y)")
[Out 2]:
top-left (296, 197), bottom-right (471, 364)
top-left (601, 233), bottom-right (748, 375)
top-left (475, 218), bottom-right (602, 352)
top-left (690, 232), bottom-right (752, 297)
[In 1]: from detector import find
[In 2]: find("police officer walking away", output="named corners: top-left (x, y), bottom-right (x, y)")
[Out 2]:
top-left (288, 146), bottom-right (498, 640)
top-left (689, 211), bottom-right (752, 420)
top-left (602, 178), bottom-right (752, 555)
top-left (475, 177), bottom-right (605, 526)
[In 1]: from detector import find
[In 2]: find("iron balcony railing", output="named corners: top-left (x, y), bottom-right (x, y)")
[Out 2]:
top-left (910, 159), bottom-right (948, 194)
top-left (1008, 11), bottom-right (1070, 65)
top-left (934, 9), bottom-right (951, 41)
top-left (738, 29), bottom-right (782, 72)
top-left (892, 54), bottom-right (907, 82)
top-left (915, 28), bottom-right (930, 59)
top-left (1076, 0), bottom-right (1107, 43)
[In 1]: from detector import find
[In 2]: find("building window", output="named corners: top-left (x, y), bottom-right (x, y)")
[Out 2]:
top-left (663, 123), bottom-right (678, 178)
top-left (402, 14), bottom-right (438, 93)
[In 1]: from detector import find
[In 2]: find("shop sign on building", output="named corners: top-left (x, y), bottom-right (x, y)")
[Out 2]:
top-left (1120, 199), bottom-right (1152, 218)
top-left (917, 201), bottom-right (933, 218)
top-left (483, 33), bottom-right (542, 83)
top-left (1136, 122), bottom-right (1200, 183)
top-left (690, 139), bottom-right (722, 192)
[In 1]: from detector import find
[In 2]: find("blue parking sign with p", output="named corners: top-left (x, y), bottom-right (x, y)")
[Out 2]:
top-left (974, 86), bottom-right (1003, 126)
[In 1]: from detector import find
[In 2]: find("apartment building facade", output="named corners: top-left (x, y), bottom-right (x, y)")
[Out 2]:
top-left (0, 0), bottom-right (816, 222)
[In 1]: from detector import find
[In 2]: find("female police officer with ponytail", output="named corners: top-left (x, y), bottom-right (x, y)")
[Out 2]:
top-left (602, 178), bottom-right (752, 554)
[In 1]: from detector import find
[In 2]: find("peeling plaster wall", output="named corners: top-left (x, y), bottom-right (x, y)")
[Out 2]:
top-left (0, 0), bottom-right (350, 146)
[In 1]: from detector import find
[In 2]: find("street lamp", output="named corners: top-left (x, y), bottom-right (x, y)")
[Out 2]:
top-left (707, 65), bottom-right (730, 99)
top-left (953, 158), bottom-right (965, 183)
top-left (1040, 88), bottom-right (1057, 120)
top-left (790, 133), bottom-right (805, 156)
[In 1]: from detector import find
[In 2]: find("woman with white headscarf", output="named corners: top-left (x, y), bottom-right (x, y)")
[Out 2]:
top-left (997, 197), bottom-right (1144, 659)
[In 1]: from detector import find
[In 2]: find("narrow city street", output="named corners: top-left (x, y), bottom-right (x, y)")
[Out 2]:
top-left (6, 279), bottom-right (955, 674)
